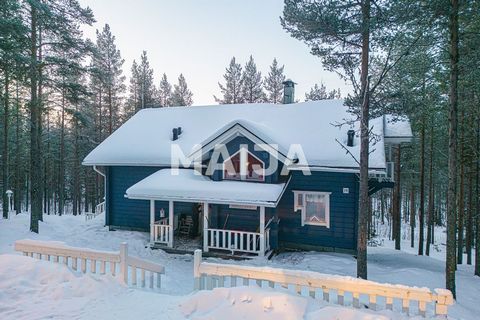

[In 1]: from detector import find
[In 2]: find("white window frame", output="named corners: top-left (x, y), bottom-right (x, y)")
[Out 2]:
top-left (293, 190), bottom-right (331, 228)
top-left (222, 147), bottom-right (265, 182)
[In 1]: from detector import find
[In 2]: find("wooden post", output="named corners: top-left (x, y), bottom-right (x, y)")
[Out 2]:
top-left (120, 242), bottom-right (128, 284)
top-left (194, 249), bottom-right (202, 290)
top-left (259, 206), bottom-right (265, 257)
top-left (168, 200), bottom-right (174, 248)
top-left (150, 200), bottom-right (155, 243)
top-left (203, 202), bottom-right (209, 252)
top-left (434, 289), bottom-right (454, 318)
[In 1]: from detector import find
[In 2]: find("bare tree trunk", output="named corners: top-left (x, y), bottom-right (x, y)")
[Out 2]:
top-left (14, 80), bottom-right (21, 213)
top-left (426, 120), bottom-right (434, 256)
top-left (475, 115), bottom-right (480, 276)
top-left (446, 0), bottom-right (459, 297)
top-left (380, 189), bottom-right (385, 224)
top-left (2, 70), bottom-right (9, 219)
top-left (29, 4), bottom-right (42, 233)
top-left (418, 119), bottom-right (426, 255)
top-left (466, 174), bottom-right (473, 265)
top-left (356, 0), bottom-right (371, 280)
top-left (58, 88), bottom-right (65, 216)
top-left (410, 186), bottom-right (415, 248)
top-left (393, 145), bottom-right (401, 250)
top-left (457, 110), bottom-right (465, 265)
top-left (108, 87), bottom-right (113, 134)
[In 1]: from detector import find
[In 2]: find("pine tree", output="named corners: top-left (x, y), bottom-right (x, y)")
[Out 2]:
top-left (94, 24), bottom-right (125, 135)
top-left (171, 74), bottom-right (193, 106)
top-left (241, 55), bottom-right (265, 103)
top-left (305, 83), bottom-right (341, 101)
top-left (264, 58), bottom-right (285, 104)
top-left (446, 0), bottom-right (459, 298)
top-left (158, 73), bottom-right (172, 107)
top-left (127, 51), bottom-right (155, 116)
top-left (282, 0), bottom-right (420, 279)
top-left (126, 60), bottom-right (139, 117)
top-left (0, 0), bottom-right (28, 219)
top-left (27, 0), bottom-right (94, 232)
top-left (215, 57), bottom-right (243, 104)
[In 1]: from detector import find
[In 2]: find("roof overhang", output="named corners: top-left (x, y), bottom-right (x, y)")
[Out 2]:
top-left (384, 136), bottom-right (413, 144)
top-left (125, 169), bottom-right (289, 208)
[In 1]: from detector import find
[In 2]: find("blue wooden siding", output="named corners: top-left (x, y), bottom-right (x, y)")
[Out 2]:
top-left (106, 166), bottom-right (196, 231)
top-left (105, 163), bottom-right (358, 253)
top-left (276, 171), bottom-right (358, 252)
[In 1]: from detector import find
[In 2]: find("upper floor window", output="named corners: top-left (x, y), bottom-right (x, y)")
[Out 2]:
top-left (294, 191), bottom-right (331, 228)
top-left (223, 148), bottom-right (265, 182)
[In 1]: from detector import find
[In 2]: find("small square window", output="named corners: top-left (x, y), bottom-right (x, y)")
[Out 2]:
top-left (293, 191), bottom-right (331, 228)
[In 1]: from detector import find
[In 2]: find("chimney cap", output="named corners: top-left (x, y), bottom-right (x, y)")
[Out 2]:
top-left (282, 79), bottom-right (296, 86)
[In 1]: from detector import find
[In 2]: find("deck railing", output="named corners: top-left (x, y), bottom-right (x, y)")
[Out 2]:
top-left (193, 250), bottom-right (453, 318)
top-left (14, 240), bottom-right (165, 289)
top-left (153, 221), bottom-right (171, 245)
top-left (85, 201), bottom-right (105, 221)
top-left (207, 228), bottom-right (270, 255)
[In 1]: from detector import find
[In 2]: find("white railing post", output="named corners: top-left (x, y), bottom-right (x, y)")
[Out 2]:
top-left (168, 200), bottom-right (174, 248)
top-left (435, 289), bottom-right (454, 318)
top-left (120, 242), bottom-right (128, 284)
top-left (259, 206), bottom-right (265, 257)
top-left (194, 249), bottom-right (202, 290)
top-left (203, 202), bottom-right (209, 252)
top-left (150, 200), bottom-right (155, 243)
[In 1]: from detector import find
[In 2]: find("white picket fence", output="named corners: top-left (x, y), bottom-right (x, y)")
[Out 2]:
top-left (14, 240), bottom-right (165, 289)
top-left (193, 250), bottom-right (453, 318)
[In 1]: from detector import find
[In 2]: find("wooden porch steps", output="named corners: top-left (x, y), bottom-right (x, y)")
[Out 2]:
top-left (149, 243), bottom-right (274, 260)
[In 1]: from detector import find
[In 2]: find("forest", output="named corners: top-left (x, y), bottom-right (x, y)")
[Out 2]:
top-left (0, 0), bottom-right (479, 299)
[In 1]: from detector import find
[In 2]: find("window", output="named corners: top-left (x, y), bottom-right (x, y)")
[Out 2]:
top-left (223, 148), bottom-right (265, 182)
top-left (293, 191), bottom-right (331, 228)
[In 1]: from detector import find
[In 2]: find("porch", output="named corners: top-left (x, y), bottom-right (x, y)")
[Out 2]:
top-left (125, 169), bottom-right (285, 258)
top-left (148, 200), bottom-right (272, 257)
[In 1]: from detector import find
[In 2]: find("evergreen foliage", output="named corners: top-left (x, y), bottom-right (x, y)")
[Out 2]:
top-left (241, 55), bottom-right (265, 103)
top-left (264, 58), bottom-right (286, 104)
top-left (171, 74), bottom-right (193, 106)
top-left (305, 83), bottom-right (340, 101)
top-left (215, 57), bottom-right (244, 104)
top-left (157, 73), bottom-right (172, 107)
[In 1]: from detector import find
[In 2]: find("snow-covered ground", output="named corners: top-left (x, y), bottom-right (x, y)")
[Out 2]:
top-left (0, 213), bottom-right (478, 319)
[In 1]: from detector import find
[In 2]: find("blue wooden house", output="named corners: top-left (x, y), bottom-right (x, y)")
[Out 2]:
top-left (83, 86), bottom-right (412, 257)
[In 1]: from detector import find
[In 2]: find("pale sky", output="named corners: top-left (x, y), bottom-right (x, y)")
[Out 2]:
top-left (79, 0), bottom-right (351, 106)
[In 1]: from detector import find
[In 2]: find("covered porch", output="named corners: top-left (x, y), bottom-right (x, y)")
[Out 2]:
top-left (125, 169), bottom-right (286, 257)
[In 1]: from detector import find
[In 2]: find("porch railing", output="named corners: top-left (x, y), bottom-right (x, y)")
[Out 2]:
top-left (153, 221), bottom-right (171, 245)
top-left (96, 201), bottom-right (106, 214)
top-left (207, 228), bottom-right (270, 255)
top-left (85, 201), bottom-right (105, 221)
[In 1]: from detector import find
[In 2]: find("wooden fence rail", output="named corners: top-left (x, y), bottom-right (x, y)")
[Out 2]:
top-left (14, 240), bottom-right (165, 290)
top-left (193, 250), bottom-right (453, 318)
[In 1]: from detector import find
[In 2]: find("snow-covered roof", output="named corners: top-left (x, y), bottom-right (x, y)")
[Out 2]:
top-left (125, 169), bottom-right (287, 207)
top-left (383, 115), bottom-right (413, 143)
top-left (83, 100), bottom-right (413, 170)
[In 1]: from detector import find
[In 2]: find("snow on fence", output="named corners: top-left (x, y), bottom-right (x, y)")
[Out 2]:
top-left (14, 240), bottom-right (165, 289)
top-left (193, 250), bottom-right (453, 318)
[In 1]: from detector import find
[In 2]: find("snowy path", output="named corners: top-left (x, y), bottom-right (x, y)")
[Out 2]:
top-left (0, 213), bottom-right (478, 319)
